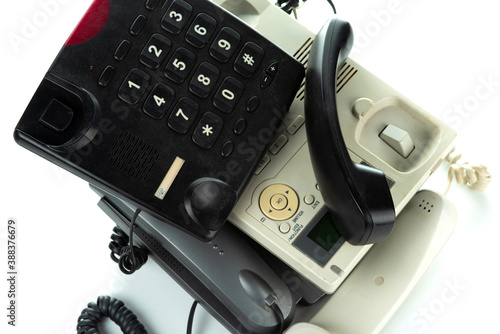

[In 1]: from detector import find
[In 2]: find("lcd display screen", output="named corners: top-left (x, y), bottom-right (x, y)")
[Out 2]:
top-left (307, 213), bottom-right (342, 251)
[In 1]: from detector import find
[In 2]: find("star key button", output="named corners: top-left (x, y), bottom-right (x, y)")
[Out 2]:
top-left (192, 112), bottom-right (224, 149)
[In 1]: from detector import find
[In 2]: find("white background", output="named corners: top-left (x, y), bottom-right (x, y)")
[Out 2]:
top-left (1, 0), bottom-right (499, 333)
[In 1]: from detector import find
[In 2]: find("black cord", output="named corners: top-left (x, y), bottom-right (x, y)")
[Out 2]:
top-left (186, 301), bottom-right (198, 334)
top-left (275, 0), bottom-right (336, 15)
top-left (265, 295), bottom-right (285, 334)
top-left (325, 0), bottom-right (337, 14)
top-left (109, 209), bottom-right (148, 275)
top-left (77, 296), bottom-right (148, 334)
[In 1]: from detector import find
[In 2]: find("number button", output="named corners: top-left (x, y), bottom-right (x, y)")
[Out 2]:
top-left (164, 47), bottom-right (196, 83)
top-left (143, 83), bottom-right (175, 119)
top-left (210, 27), bottom-right (240, 63)
top-left (192, 112), bottom-right (224, 149)
top-left (213, 77), bottom-right (244, 113)
top-left (161, 0), bottom-right (193, 34)
top-left (234, 42), bottom-right (265, 78)
top-left (185, 13), bottom-right (217, 48)
top-left (189, 62), bottom-right (220, 98)
top-left (168, 98), bottom-right (199, 134)
top-left (140, 34), bottom-right (172, 69)
top-left (118, 69), bottom-right (150, 105)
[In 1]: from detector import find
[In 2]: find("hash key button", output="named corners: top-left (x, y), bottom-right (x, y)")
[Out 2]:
top-left (192, 112), bottom-right (223, 149)
top-left (118, 69), bottom-right (150, 105)
top-left (234, 42), bottom-right (264, 78)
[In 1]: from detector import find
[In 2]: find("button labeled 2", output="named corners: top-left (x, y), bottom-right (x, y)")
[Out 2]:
top-left (140, 34), bottom-right (172, 69)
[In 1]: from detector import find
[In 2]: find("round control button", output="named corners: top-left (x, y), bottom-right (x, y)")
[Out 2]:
top-left (259, 184), bottom-right (299, 221)
top-left (279, 223), bottom-right (291, 234)
top-left (271, 194), bottom-right (288, 210)
top-left (304, 194), bottom-right (315, 205)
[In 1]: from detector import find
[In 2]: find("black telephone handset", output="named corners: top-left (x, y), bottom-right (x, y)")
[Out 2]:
top-left (305, 18), bottom-right (395, 245)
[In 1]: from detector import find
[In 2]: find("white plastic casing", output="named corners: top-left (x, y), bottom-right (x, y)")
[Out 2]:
top-left (216, 0), bottom-right (456, 294)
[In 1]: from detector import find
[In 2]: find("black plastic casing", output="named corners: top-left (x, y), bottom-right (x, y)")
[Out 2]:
top-left (13, 0), bottom-right (304, 241)
top-left (304, 18), bottom-right (395, 245)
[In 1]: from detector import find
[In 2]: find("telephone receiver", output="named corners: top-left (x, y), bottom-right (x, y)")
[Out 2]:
top-left (304, 17), bottom-right (396, 245)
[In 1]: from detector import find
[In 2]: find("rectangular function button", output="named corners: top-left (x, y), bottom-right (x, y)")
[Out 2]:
top-left (192, 112), bottom-right (223, 149)
top-left (130, 15), bottom-right (147, 36)
top-left (164, 47), bottom-right (196, 83)
top-left (98, 65), bottom-right (115, 87)
top-left (269, 134), bottom-right (288, 155)
top-left (254, 155), bottom-right (271, 175)
top-left (118, 69), bottom-right (150, 105)
top-left (145, 0), bottom-right (161, 10)
top-left (234, 42), bottom-right (264, 78)
top-left (186, 13), bottom-right (217, 48)
top-left (114, 40), bottom-right (131, 61)
top-left (162, 0), bottom-right (192, 34)
top-left (140, 34), bottom-right (172, 69)
top-left (143, 83), bottom-right (175, 119)
top-left (286, 115), bottom-right (305, 135)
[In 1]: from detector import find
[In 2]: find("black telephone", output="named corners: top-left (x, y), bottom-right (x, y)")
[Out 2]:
top-left (13, 0), bottom-right (304, 241)
top-left (305, 18), bottom-right (395, 245)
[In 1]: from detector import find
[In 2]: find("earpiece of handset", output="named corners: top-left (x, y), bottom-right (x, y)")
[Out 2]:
top-left (304, 18), bottom-right (395, 245)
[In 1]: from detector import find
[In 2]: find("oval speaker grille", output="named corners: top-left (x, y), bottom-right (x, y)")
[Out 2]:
top-left (106, 132), bottom-right (159, 181)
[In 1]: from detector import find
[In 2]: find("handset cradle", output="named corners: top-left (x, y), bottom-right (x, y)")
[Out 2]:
top-left (304, 18), bottom-right (395, 245)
